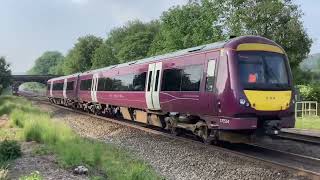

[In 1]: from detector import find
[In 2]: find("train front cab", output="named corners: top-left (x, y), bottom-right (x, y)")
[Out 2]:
top-left (215, 38), bottom-right (295, 142)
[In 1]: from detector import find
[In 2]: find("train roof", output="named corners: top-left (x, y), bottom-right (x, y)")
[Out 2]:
top-left (49, 35), bottom-right (279, 80)
top-left (81, 39), bottom-right (229, 75)
top-left (48, 73), bottom-right (80, 82)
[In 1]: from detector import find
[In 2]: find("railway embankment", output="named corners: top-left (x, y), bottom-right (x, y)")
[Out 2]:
top-left (0, 96), bottom-right (159, 180)
top-left (31, 99), bottom-right (313, 180)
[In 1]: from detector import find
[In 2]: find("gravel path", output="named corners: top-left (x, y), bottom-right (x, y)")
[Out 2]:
top-left (35, 102), bottom-right (310, 180)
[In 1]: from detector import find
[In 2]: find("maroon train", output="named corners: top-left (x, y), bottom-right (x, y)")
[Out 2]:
top-left (47, 36), bottom-right (295, 143)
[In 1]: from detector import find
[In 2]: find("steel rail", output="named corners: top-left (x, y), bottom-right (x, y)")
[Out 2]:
top-left (277, 131), bottom-right (320, 146)
top-left (26, 96), bottom-right (320, 180)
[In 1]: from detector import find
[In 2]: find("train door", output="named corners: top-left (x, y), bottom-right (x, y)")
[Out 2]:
top-left (145, 62), bottom-right (163, 110)
top-left (63, 78), bottom-right (67, 99)
top-left (91, 74), bottom-right (99, 102)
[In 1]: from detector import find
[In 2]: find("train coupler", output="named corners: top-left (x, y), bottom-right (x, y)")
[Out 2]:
top-left (263, 120), bottom-right (281, 135)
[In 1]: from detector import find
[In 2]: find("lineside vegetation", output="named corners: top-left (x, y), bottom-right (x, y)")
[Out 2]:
top-left (0, 96), bottom-right (160, 180)
top-left (295, 116), bottom-right (320, 130)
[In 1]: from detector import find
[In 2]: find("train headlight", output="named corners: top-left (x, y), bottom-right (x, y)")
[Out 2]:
top-left (239, 98), bottom-right (250, 107)
top-left (239, 99), bottom-right (246, 105)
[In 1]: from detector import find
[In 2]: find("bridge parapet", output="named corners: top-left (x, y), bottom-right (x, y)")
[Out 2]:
top-left (11, 75), bottom-right (61, 93)
top-left (12, 75), bottom-right (60, 83)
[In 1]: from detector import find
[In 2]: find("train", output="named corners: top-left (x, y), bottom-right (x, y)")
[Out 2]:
top-left (47, 36), bottom-right (295, 143)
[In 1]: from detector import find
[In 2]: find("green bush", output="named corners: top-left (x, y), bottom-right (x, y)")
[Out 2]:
top-left (297, 84), bottom-right (320, 102)
top-left (19, 171), bottom-right (42, 180)
top-left (0, 140), bottom-right (21, 162)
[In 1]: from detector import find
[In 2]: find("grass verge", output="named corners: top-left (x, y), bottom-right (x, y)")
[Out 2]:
top-left (295, 116), bottom-right (320, 130)
top-left (0, 96), bottom-right (160, 180)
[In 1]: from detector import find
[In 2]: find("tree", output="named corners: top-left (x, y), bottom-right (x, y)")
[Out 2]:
top-left (0, 57), bottom-right (11, 94)
top-left (216, 0), bottom-right (312, 70)
top-left (316, 56), bottom-right (320, 73)
top-left (64, 35), bottom-right (103, 74)
top-left (109, 20), bottom-right (160, 63)
top-left (52, 60), bottom-right (66, 75)
top-left (91, 20), bottom-right (160, 69)
top-left (28, 51), bottom-right (64, 75)
top-left (91, 41), bottom-right (118, 69)
top-left (148, 1), bottom-right (224, 55)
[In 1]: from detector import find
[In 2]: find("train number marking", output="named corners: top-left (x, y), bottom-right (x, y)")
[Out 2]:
top-left (220, 118), bottom-right (230, 124)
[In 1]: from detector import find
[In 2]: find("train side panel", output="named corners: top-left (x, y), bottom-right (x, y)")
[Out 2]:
top-left (65, 76), bottom-right (78, 101)
top-left (51, 79), bottom-right (64, 99)
top-left (96, 63), bottom-right (148, 109)
top-left (159, 53), bottom-right (208, 114)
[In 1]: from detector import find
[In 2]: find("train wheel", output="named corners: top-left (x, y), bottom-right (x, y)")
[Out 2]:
top-left (170, 126), bottom-right (182, 136)
top-left (199, 125), bottom-right (212, 145)
top-left (166, 117), bottom-right (181, 136)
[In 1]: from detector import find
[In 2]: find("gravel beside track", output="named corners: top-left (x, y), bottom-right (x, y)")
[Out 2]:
top-left (35, 102), bottom-right (310, 180)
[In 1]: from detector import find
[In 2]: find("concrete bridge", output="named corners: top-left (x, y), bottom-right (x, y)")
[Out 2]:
top-left (11, 75), bottom-right (60, 93)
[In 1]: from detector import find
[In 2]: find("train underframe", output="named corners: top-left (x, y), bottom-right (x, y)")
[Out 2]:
top-left (48, 97), bottom-right (282, 144)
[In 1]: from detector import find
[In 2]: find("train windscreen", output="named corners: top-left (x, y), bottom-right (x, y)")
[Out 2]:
top-left (238, 52), bottom-right (290, 90)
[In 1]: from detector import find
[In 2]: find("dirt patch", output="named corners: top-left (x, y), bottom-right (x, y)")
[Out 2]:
top-left (8, 142), bottom-right (89, 180)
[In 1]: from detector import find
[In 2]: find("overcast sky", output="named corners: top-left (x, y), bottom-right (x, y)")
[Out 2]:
top-left (0, 0), bottom-right (319, 74)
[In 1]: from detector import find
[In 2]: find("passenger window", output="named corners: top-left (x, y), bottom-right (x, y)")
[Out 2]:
top-left (104, 78), bottom-right (113, 91)
top-left (122, 74), bottom-right (135, 91)
top-left (161, 69), bottom-right (182, 91)
top-left (67, 81), bottom-right (74, 91)
top-left (162, 65), bottom-right (203, 92)
top-left (147, 71), bottom-right (153, 91)
top-left (206, 59), bottom-right (216, 92)
top-left (96, 72), bottom-right (147, 92)
top-left (97, 78), bottom-right (106, 91)
top-left (154, 70), bottom-right (160, 91)
top-left (80, 80), bottom-right (86, 90)
top-left (133, 72), bottom-right (147, 91)
top-left (80, 79), bottom-right (92, 91)
top-left (181, 65), bottom-right (203, 91)
top-left (53, 83), bottom-right (64, 90)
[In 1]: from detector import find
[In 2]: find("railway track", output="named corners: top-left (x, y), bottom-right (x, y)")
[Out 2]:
top-left (26, 95), bottom-right (320, 180)
top-left (276, 131), bottom-right (320, 146)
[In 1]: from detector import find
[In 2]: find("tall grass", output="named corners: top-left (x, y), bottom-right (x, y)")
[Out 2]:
top-left (0, 96), bottom-right (159, 180)
top-left (296, 116), bottom-right (320, 130)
